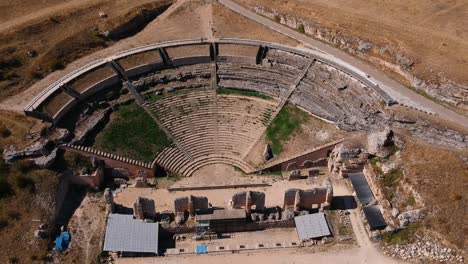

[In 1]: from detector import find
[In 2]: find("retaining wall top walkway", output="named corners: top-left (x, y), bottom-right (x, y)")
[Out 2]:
top-left (24, 38), bottom-right (396, 120)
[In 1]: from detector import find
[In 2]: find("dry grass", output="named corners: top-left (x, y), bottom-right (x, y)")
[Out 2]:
top-left (57, 194), bottom-right (107, 264)
top-left (400, 140), bottom-right (467, 249)
top-left (0, 110), bottom-right (42, 149)
top-left (212, 2), bottom-right (299, 46)
top-left (0, 0), bottom-right (172, 100)
top-left (0, 167), bottom-right (59, 263)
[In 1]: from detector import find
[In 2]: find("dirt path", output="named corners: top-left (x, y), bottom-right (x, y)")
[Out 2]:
top-left (199, 1), bottom-right (214, 40)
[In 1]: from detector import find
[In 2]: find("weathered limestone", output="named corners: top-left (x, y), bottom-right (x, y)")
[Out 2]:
top-left (398, 209), bottom-right (425, 228)
top-left (283, 178), bottom-right (333, 213)
top-left (229, 191), bottom-right (266, 213)
top-left (367, 127), bottom-right (395, 158)
top-left (288, 169), bottom-right (301, 180)
top-left (103, 188), bottom-right (114, 214)
top-left (3, 140), bottom-right (51, 163)
top-left (133, 196), bottom-right (156, 220)
top-left (134, 177), bottom-right (148, 188)
top-left (263, 144), bottom-right (273, 161)
top-left (33, 148), bottom-right (58, 168)
top-left (328, 144), bottom-right (368, 178)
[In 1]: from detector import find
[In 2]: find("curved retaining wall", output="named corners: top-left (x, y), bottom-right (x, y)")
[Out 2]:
top-left (25, 38), bottom-right (396, 124)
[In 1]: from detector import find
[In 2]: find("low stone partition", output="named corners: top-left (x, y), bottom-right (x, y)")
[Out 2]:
top-left (168, 183), bottom-right (271, 192)
top-left (61, 144), bottom-right (154, 177)
top-left (258, 140), bottom-right (344, 172)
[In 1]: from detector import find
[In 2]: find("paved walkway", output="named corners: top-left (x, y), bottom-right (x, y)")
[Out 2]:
top-left (218, 0), bottom-right (468, 129)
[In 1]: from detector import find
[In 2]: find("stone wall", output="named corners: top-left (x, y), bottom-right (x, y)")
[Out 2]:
top-left (61, 147), bottom-right (154, 177)
top-left (174, 195), bottom-right (209, 217)
top-left (283, 178), bottom-right (333, 211)
top-left (230, 191), bottom-right (266, 213)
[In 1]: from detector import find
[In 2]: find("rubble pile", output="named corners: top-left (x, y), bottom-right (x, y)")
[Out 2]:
top-left (382, 238), bottom-right (464, 262)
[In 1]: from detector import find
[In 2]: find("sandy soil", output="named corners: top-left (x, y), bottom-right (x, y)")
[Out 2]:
top-left (64, 194), bottom-right (108, 264)
top-left (212, 1), bottom-right (299, 46)
top-left (117, 246), bottom-right (402, 264)
top-left (116, 171), bottom-right (401, 264)
top-left (115, 164), bottom-right (333, 211)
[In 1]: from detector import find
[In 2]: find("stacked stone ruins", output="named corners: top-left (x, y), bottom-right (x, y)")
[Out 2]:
top-left (229, 191), bottom-right (266, 213)
top-left (283, 178), bottom-right (333, 215)
top-left (174, 195), bottom-right (209, 224)
top-left (133, 196), bottom-right (156, 220)
top-left (328, 144), bottom-right (368, 178)
top-left (103, 188), bottom-right (114, 214)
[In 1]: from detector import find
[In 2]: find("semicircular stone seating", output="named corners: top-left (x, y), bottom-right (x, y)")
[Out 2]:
top-left (147, 87), bottom-right (276, 177)
top-left (30, 39), bottom-right (388, 177)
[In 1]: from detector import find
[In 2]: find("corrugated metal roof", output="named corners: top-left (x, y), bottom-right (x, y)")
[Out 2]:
top-left (103, 214), bottom-right (159, 254)
top-left (294, 212), bottom-right (331, 240)
top-left (363, 205), bottom-right (387, 230)
top-left (348, 172), bottom-right (375, 205)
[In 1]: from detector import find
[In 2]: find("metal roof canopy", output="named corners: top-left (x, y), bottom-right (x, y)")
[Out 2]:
top-left (103, 214), bottom-right (159, 254)
top-left (363, 205), bottom-right (387, 230)
top-left (294, 212), bottom-right (331, 240)
top-left (348, 172), bottom-right (375, 205)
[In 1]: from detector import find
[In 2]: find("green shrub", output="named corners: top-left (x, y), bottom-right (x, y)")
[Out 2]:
top-left (274, 15), bottom-right (281, 23)
top-left (382, 223), bottom-right (419, 244)
top-left (297, 23), bottom-right (305, 34)
top-left (49, 59), bottom-right (65, 71)
top-left (0, 125), bottom-right (11, 138)
top-left (64, 152), bottom-right (93, 170)
top-left (14, 175), bottom-right (35, 192)
top-left (382, 169), bottom-right (402, 188)
top-left (0, 179), bottom-right (14, 199)
top-left (13, 159), bottom-right (35, 173)
top-left (0, 218), bottom-right (8, 230)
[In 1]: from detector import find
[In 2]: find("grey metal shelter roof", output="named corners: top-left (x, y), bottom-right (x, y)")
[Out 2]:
top-left (294, 212), bottom-right (331, 240)
top-left (363, 205), bottom-right (387, 230)
top-left (103, 214), bottom-right (159, 254)
top-left (348, 172), bottom-right (375, 205)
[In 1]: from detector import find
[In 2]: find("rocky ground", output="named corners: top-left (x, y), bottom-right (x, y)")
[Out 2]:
top-left (382, 238), bottom-right (464, 263)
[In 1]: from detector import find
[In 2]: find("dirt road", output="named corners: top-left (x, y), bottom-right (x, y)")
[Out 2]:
top-left (218, 0), bottom-right (468, 129)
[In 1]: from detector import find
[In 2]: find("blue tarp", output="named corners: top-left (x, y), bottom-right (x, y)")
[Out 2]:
top-left (55, 231), bottom-right (71, 252)
top-left (196, 244), bottom-right (207, 254)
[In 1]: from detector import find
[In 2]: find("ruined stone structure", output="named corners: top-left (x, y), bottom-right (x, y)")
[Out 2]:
top-left (19, 38), bottom-right (468, 185)
top-left (103, 188), bottom-right (114, 214)
top-left (174, 195), bottom-right (209, 224)
top-left (229, 191), bottom-right (266, 213)
top-left (328, 144), bottom-right (368, 178)
top-left (133, 197), bottom-right (156, 220)
top-left (283, 178), bottom-right (333, 213)
top-left (134, 176), bottom-right (148, 188)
